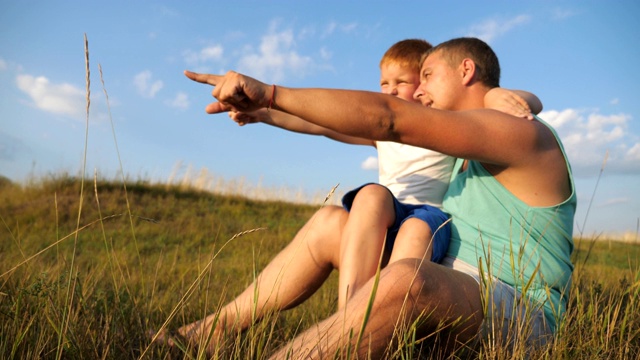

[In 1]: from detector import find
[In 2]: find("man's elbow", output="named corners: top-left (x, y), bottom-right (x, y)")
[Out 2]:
top-left (377, 108), bottom-right (402, 141)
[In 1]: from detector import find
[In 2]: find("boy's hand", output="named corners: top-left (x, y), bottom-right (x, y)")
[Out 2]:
top-left (229, 109), bottom-right (267, 126)
top-left (484, 87), bottom-right (534, 120)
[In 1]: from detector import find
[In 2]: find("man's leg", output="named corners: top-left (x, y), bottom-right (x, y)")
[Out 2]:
top-left (338, 184), bottom-right (395, 309)
top-left (168, 205), bottom-right (348, 350)
top-left (270, 259), bottom-right (484, 359)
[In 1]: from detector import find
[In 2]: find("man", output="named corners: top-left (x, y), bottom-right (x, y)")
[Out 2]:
top-left (184, 37), bottom-right (575, 358)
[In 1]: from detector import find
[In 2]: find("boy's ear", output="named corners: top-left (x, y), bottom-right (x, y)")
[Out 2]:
top-left (460, 58), bottom-right (476, 86)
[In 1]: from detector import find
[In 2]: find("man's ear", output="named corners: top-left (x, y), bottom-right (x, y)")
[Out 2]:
top-left (460, 58), bottom-right (476, 86)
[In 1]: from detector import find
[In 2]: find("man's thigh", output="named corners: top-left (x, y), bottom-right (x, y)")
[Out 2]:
top-left (375, 259), bottom-right (484, 343)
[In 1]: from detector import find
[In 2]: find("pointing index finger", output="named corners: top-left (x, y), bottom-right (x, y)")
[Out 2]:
top-left (184, 70), bottom-right (220, 86)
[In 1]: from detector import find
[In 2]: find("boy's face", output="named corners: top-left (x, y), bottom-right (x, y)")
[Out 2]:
top-left (379, 62), bottom-right (421, 103)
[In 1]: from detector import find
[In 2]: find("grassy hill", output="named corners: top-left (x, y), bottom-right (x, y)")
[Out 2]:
top-left (1, 175), bottom-right (638, 359)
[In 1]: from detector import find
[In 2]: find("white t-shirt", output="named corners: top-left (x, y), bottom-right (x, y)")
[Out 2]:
top-left (376, 141), bottom-right (454, 208)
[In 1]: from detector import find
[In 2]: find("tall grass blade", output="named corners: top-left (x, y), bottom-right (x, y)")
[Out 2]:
top-left (56, 33), bottom-right (91, 360)
top-left (98, 63), bottom-right (147, 302)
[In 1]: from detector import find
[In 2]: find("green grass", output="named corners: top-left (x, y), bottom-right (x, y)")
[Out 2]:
top-left (0, 175), bottom-right (638, 359)
top-left (0, 175), bottom-right (337, 359)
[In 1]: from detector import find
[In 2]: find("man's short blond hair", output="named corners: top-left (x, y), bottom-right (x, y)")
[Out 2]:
top-left (424, 37), bottom-right (501, 88)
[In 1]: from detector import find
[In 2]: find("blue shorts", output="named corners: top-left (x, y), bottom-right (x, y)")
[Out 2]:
top-left (341, 183), bottom-right (451, 263)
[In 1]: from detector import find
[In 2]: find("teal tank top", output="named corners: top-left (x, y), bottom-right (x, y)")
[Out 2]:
top-left (442, 116), bottom-right (576, 332)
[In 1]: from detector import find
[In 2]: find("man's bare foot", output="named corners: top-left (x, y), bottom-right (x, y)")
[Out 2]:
top-left (155, 320), bottom-right (220, 354)
top-left (147, 328), bottom-right (197, 359)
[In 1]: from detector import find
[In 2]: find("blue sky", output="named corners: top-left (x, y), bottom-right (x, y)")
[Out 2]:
top-left (1, 1), bottom-right (639, 236)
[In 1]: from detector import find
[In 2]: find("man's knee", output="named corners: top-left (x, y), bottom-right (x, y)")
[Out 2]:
top-left (378, 259), bottom-right (435, 301)
top-left (304, 206), bottom-right (347, 259)
top-left (312, 206), bottom-right (348, 230)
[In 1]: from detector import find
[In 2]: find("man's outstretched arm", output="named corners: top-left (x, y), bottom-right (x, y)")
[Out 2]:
top-left (185, 70), bottom-right (546, 168)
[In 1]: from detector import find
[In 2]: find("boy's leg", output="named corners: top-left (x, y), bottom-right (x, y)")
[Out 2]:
top-left (338, 184), bottom-right (395, 309)
top-left (165, 205), bottom-right (348, 351)
top-left (388, 218), bottom-right (433, 264)
top-left (389, 205), bottom-right (450, 265)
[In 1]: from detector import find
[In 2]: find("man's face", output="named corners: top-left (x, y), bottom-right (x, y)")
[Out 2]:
top-left (413, 50), bottom-right (462, 111)
top-left (379, 62), bottom-right (421, 103)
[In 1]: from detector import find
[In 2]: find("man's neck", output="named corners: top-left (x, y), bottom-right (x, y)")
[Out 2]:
top-left (457, 87), bottom-right (489, 111)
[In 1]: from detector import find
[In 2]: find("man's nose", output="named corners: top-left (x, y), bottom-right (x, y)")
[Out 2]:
top-left (413, 86), bottom-right (423, 100)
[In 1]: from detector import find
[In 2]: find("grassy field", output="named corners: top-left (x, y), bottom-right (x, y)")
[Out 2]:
top-left (0, 175), bottom-right (638, 359)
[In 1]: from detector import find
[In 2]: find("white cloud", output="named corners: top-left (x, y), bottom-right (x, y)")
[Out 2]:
top-left (0, 58), bottom-right (7, 71)
top-left (540, 108), bottom-right (640, 176)
top-left (298, 25), bottom-right (316, 40)
top-left (184, 44), bottom-right (224, 66)
top-left (627, 143), bottom-right (640, 160)
top-left (322, 21), bottom-right (357, 38)
top-left (159, 5), bottom-right (180, 17)
top-left (133, 70), bottom-right (163, 98)
top-left (610, 98), bottom-right (619, 105)
top-left (466, 15), bottom-right (531, 43)
top-left (201, 46), bottom-right (223, 61)
top-left (166, 92), bottom-right (189, 110)
top-left (361, 156), bottom-right (378, 170)
top-left (319, 47), bottom-right (332, 61)
top-left (16, 74), bottom-right (85, 118)
top-left (342, 23), bottom-right (358, 33)
top-left (551, 8), bottom-right (578, 20)
top-left (237, 22), bottom-right (313, 83)
top-left (597, 197), bottom-right (630, 208)
top-left (323, 22), bottom-right (338, 37)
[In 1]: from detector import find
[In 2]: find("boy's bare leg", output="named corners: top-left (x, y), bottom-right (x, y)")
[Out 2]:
top-left (165, 205), bottom-right (348, 351)
top-left (338, 184), bottom-right (395, 309)
top-left (388, 218), bottom-right (433, 264)
top-left (269, 259), bottom-right (484, 359)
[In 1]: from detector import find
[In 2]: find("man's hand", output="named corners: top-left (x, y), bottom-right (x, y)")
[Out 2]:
top-left (184, 70), bottom-right (271, 114)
